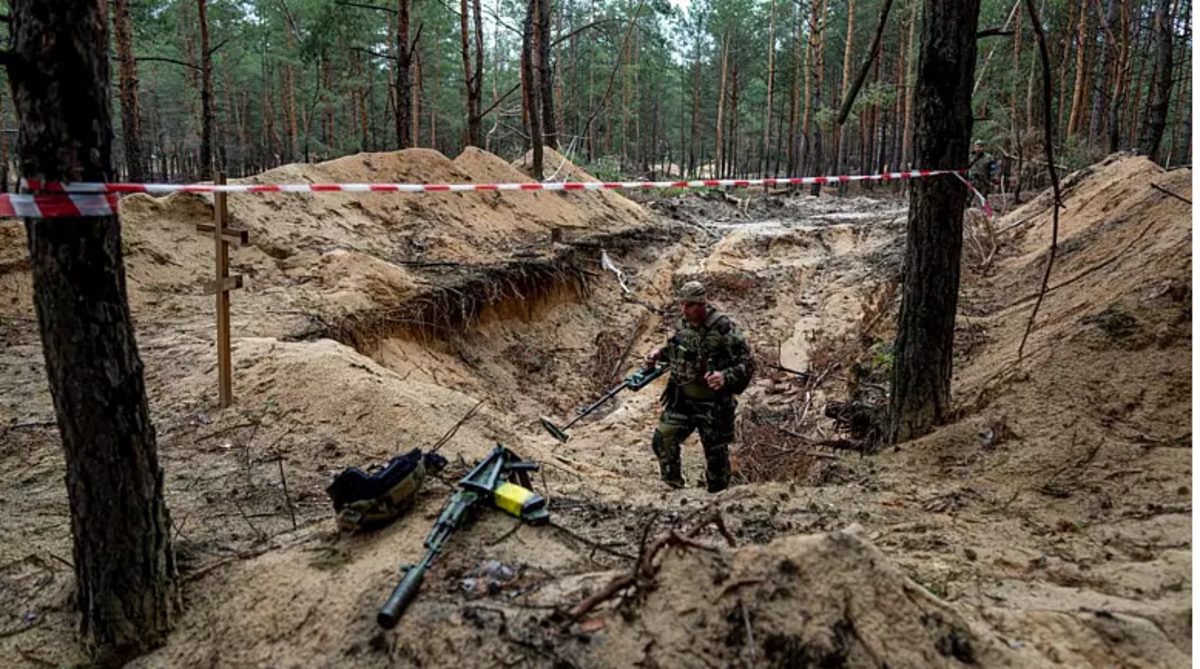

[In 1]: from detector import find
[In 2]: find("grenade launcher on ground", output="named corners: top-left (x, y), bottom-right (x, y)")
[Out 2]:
top-left (539, 363), bottom-right (666, 443)
top-left (377, 444), bottom-right (549, 629)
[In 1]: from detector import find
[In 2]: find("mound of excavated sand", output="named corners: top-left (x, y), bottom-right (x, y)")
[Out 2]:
top-left (1, 146), bottom-right (655, 336)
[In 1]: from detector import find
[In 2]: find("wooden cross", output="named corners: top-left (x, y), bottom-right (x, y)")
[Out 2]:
top-left (198, 172), bottom-right (248, 408)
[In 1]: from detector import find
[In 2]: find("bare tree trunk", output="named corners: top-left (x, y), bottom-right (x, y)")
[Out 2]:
top-left (801, 3), bottom-right (813, 173)
top-left (1090, 0), bottom-right (1119, 143)
top-left (901, 0), bottom-right (918, 168)
top-left (473, 0), bottom-right (485, 145)
top-left (397, 0), bottom-right (413, 148)
top-left (715, 31), bottom-right (729, 179)
top-left (460, 0), bottom-right (475, 146)
top-left (522, 0), bottom-right (544, 177)
top-left (762, 0), bottom-right (776, 176)
top-left (1012, 0), bottom-right (1024, 201)
top-left (113, 0), bottom-right (144, 182)
top-left (689, 15), bottom-right (701, 176)
top-left (0, 73), bottom-right (9, 191)
top-left (834, 0), bottom-right (857, 186)
top-left (284, 16), bottom-right (299, 161)
top-left (1137, 0), bottom-right (1176, 162)
top-left (810, 0), bottom-right (827, 194)
top-left (788, 0), bottom-right (802, 175)
top-left (538, 0), bottom-right (556, 148)
top-left (1057, 0), bottom-right (1077, 138)
top-left (9, 1), bottom-right (177, 664)
top-left (197, 0), bottom-right (214, 179)
top-left (1067, 0), bottom-right (1090, 137)
top-left (889, 0), bottom-right (981, 443)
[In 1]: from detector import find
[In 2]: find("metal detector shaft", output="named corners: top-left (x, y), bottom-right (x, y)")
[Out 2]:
top-left (559, 382), bottom-right (629, 431)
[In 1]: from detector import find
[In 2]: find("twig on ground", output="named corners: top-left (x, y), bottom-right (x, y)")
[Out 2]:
top-left (565, 509), bottom-right (736, 621)
top-left (431, 400), bottom-right (485, 454)
top-left (276, 455), bottom-right (297, 531)
top-left (231, 497), bottom-right (266, 542)
top-left (1150, 182), bottom-right (1192, 205)
top-left (548, 521), bottom-right (636, 561)
top-left (740, 596), bottom-right (758, 666)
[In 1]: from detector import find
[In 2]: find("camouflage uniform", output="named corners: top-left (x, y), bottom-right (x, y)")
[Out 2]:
top-left (967, 143), bottom-right (996, 207)
top-left (651, 284), bottom-right (754, 493)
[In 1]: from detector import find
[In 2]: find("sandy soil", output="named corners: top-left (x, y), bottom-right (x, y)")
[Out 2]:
top-left (0, 150), bottom-right (1190, 668)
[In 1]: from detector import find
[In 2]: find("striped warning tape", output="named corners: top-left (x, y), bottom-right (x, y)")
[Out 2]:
top-left (2, 169), bottom-right (991, 218)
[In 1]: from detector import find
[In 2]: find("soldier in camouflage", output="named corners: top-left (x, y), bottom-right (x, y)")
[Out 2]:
top-left (643, 281), bottom-right (755, 493)
top-left (967, 139), bottom-right (997, 208)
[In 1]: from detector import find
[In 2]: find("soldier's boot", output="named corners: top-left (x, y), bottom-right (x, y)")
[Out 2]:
top-left (697, 401), bottom-right (735, 493)
top-left (652, 416), bottom-right (690, 489)
top-left (701, 441), bottom-right (731, 493)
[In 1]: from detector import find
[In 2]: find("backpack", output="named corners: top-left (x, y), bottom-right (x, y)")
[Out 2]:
top-left (326, 449), bottom-right (448, 532)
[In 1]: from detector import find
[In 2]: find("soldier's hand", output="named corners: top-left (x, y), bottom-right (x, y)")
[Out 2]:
top-left (644, 348), bottom-right (662, 366)
top-left (705, 371), bottom-right (725, 390)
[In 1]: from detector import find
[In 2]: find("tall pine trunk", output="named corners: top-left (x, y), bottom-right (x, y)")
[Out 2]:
top-left (762, 0), bottom-right (776, 176)
top-left (1090, 0), bottom-right (1119, 143)
top-left (522, 0), bottom-right (544, 177)
top-left (889, 0), bottom-right (980, 443)
top-left (113, 0), bottom-right (144, 182)
top-left (538, 0), bottom-right (556, 148)
top-left (10, 1), bottom-right (177, 663)
top-left (1137, 0), bottom-right (1175, 162)
top-left (397, 0), bottom-right (413, 149)
top-left (197, 0), bottom-right (214, 179)
top-left (1066, 0), bottom-right (1091, 138)
top-left (901, 0), bottom-right (918, 168)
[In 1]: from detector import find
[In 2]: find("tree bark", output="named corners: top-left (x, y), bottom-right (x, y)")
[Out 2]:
top-left (473, 0), bottom-right (485, 144)
top-left (1056, 0), bottom-right (1076, 138)
top-left (1137, 0), bottom-right (1175, 162)
top-left (1090, 0), bottom-right (1119, 143)
top-left (539, 0), bottom-right (556, 149)
top-left (0, 74), bottom-right (10, 191)
top-left (715, 31), bottom-right (729, 178)
top-left (522, 0), bottom-right (544, 178)
top-left (689, 13), bottom-right (702, 177)
top-left (901, 0), bottom-right (918, 168)
top-left (788, 0), bottom-right (801, 175)
top-left (460, 0), bottom-right (481, 147)
top-left (834, 0), bottom-right (857, 184)
top-left (810, 0), bottom-right (826, 194)
top-left (9, 1), bottom-right (177, 664)
top-left (397, 0), bottom-right (413, 148)
top-left (113, 0), bottom-right (144, 182)
top-left (197, 0), bottom-right (214, 179)
top-left (1066, 0), bottom-right (1091, 137)
top-left (762, 0), bottom-right (776, 176)
top-left (889, 0), bottom-right (980, 443)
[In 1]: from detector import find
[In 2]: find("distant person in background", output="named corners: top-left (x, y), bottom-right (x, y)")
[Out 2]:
top-left (968, 139), bottom-right (997, 208)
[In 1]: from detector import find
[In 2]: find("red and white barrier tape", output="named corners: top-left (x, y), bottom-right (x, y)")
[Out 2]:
top-left (0, 193), bottom-right (120, 218)
top-left (2, 169), bottom-right (992, 218)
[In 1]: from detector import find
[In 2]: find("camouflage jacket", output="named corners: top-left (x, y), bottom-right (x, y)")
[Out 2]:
top-left (968, 151), bottom-right (996, 184)
top-left (664, 306), bottom-right (754, 399)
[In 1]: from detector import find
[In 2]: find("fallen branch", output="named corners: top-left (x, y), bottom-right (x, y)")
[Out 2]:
top-left (835, 0), bottom-right (895, 125)
top-left (1017, 0), bottom-right (1063, 362)
top-left (566, 510), bottom-right (735, 621)
top-left (1150, 182), bottom-right (1191, 205)
top-left (430, 400), bottom-right (485, 454)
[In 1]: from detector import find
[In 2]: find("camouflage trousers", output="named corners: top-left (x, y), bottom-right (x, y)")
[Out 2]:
top-left (651, 396), bottom-right (735, 493)
top-left (967, 177), bottom-right (991, 208)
